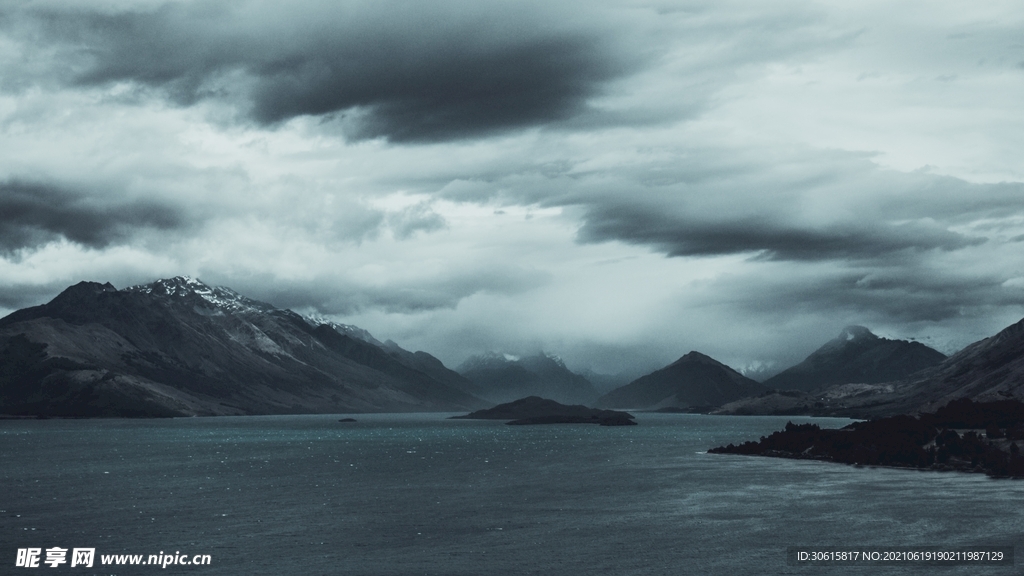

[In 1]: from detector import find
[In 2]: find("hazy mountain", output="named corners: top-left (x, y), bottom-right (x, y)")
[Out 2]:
top-left (457, 352), bottom-right (598, 405)
top-left (735, 361), bottom-right (781, 383)
top-left (596, 351), bottom-right (766, 411)
top-left (764, 326), bottom-right (946, 392)
top-left (0, 277), bottom-right (486, 417)
top-left (380, 339), bottom-right (486, 398)
top-left (578, 368), bottom-right (637, 395)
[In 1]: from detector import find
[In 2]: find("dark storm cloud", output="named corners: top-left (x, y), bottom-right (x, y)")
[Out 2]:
top-left (428, 149), bottom-right (1024, 264)
top-left (661, 169), bottom-right (1024, 263)
top-left (721, 269), bottom-right (1012, 325)
top-left (0, 181), bottom-right (185, 252)
top-left (10, 1), bottom-right (632, 142)
top-left (576, 204), bottom-right (982, 261)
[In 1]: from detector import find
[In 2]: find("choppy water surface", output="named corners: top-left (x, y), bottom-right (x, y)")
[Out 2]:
top-left (3, 413), bottom-right (1021, 574)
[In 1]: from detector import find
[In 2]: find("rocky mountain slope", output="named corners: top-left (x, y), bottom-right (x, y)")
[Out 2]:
top-left (717, 319), bottom-right (1024, 418)
top-left (892, 317), bottom-right (1024, 413)
top-left (0, 277), bottom-right (485, 417)
top-left (457, 352), bottom-right (598, 405)
top-left (596, 351), bottom-right (766, 411)
top-left (763, 326), bottom-right (946, 392)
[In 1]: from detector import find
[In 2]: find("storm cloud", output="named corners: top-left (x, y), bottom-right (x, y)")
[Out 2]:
top-left (0, 181), bottom-right (185, 253)
top-left (2, 1), bottom-right (1024, 374)
top-left (576, 205), bottom-right (984, 261)
top-left (5, 0), bottom-right (634, 141)
top-left (425, 146), bottom-right (1023, 264)
top-left (574, 165), bottom-right (1024, 263)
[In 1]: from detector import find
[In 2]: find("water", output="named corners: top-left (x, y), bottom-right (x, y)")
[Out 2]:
top-left (3, 413), bottom-right (1021, 574)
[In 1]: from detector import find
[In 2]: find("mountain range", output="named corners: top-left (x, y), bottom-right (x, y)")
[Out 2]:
top-left (0, 277), bottom-right (485, 416)
top-left (5, 277), bottom-right (1024, 419)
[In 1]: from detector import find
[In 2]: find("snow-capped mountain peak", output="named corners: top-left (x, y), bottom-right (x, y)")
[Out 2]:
top-left (126, 276), bottom-right (273, 314)
top-left (127, 275), bottom-right (209, 296)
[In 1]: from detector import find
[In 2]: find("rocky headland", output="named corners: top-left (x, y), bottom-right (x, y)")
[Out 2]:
top-left (709, 398), bottom-right (1024, 478)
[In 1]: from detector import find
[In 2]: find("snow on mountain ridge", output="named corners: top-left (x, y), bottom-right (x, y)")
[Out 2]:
top-left (122, 278), bottom-right (388, 345)
top-left (125, 276), bottom-right (273, 314)
top-left (301, 313), bottom-right (383, 346)
top-left (543, 351), bottom-right (567, 368)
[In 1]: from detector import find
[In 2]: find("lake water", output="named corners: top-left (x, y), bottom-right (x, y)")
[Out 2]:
top-left (3, 413), bottom-right (1021, 575)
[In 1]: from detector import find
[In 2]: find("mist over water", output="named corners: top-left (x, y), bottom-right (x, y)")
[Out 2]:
top-left (3, 413), bottom-right (1022, 574)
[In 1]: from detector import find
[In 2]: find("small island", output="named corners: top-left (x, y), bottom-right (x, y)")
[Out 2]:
top-left (709, 398), bottom-right (1024, 478)
top-left (452, 396), bottom-right (637, 426)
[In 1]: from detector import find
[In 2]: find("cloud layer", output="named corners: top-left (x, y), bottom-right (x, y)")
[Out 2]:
top-left (0, 180), bottom-right (184, 253)
top-left (1, 0), bottom-right (1024, 376)
top-left (5, 0), bottom-right (636, 141)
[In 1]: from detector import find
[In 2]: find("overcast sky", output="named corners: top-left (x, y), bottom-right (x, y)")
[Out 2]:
top-left (2, 0), bottom-right (1024, 377)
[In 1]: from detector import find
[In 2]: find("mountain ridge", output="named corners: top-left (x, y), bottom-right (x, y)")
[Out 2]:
top-left (763, 325), bottom-right (946, 392)
top-left (0, 277), bottom-right (485, 417)
top-left (8, 278), bottom-right (1024, 420)
top-left (717, 320), bottom-right (1024, 418)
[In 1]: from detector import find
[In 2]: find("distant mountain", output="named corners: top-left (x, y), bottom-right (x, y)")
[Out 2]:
top-left (596, 351), bottom-right (766, 411)
top-left (457, 352), bottom-right (598, 405)
top-left (578, 368), bottom-right (636, 395)
top-left (735, 361), bottom-right (780, 383)
top-left (0, 277), bottom-right (486, 417)
top-left (379, 340), bottom-right (486, 398)
top-left (300, 315), bottom-right (483, 397)
top-left (764, 326), bottom-right (946, 392)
